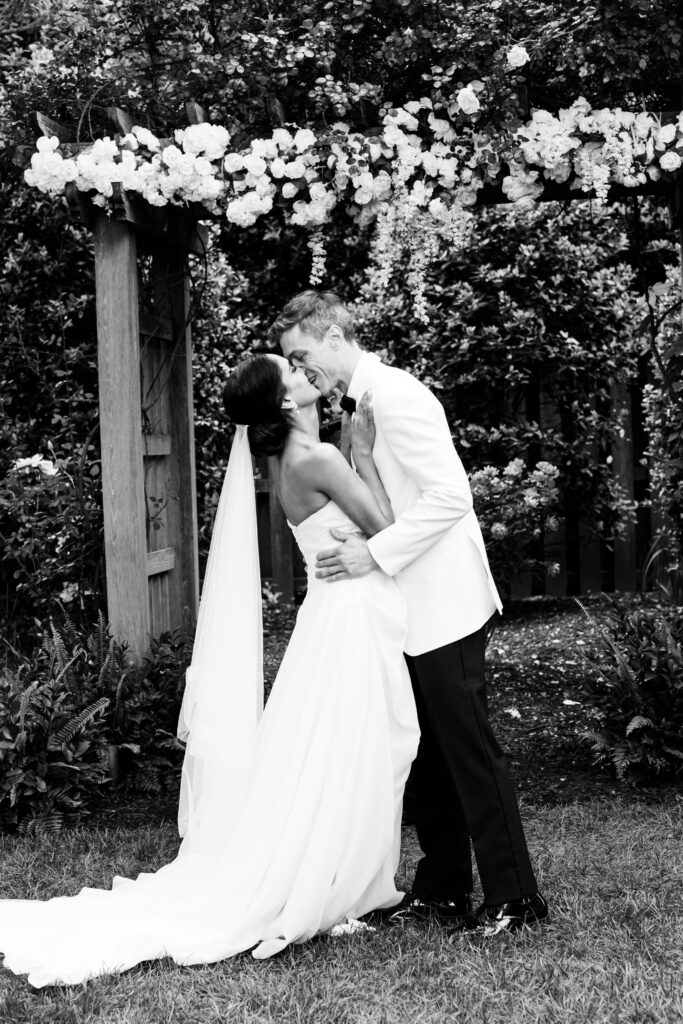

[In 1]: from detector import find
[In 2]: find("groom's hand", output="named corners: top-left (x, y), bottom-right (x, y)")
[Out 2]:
top-left (315, 529), bottom-right (378, 581)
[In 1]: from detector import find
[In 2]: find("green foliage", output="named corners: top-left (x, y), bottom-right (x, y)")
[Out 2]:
top-left (0, 166), bottom-right (102, 646)
top-left (470, 458), bottom-right (560, 591)
top-left (0, 615), bottom-right (192, 831)
top-left (0, 667), bottom-right (111, 834)
top-left (580, 600), bottom-right (683, 781)
top-left (357, 200), bottom-right (651, 541)
top-left (641, 265), bottom-right (683, 600)
top-left (1, 1), bottom-right (680, 150)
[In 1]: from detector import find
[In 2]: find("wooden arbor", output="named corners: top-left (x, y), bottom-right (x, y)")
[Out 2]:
top-left (38, 111), bottom-right (208, 661)
top-left (91, 209), bottom-right (205, 660)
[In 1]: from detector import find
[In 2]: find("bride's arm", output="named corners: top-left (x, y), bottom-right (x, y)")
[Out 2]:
top-left (298, 443), bottom-right (393, 537)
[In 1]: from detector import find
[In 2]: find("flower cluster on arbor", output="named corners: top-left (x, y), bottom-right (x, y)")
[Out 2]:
top-left (23, 93), bottom-right (683, 319)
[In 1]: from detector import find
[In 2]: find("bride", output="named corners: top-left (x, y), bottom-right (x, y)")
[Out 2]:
top-left (0, 353), bottom-right (420, 987)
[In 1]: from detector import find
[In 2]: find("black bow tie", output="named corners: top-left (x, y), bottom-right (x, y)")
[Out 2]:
top-left (340, 395), bottom-right (356, 415)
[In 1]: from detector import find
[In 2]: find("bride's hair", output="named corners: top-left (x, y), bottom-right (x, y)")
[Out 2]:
top-left (222, 354), bottom-right (291, 457)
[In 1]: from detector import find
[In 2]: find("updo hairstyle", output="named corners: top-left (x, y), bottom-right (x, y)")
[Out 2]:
top-left (222, 354), bottom-right (291, 457)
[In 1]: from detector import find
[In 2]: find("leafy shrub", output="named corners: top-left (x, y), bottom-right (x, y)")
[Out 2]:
top-left (470, 457), bottom-right (560, 593)
top-left (0, 616), bottom-right (193, 831)
top-left (0, 449), bottom-right (103, 646)
top-left (579, 600), bottom-right (683, 782)
top-left (0, 664), bottom-right (111, 833)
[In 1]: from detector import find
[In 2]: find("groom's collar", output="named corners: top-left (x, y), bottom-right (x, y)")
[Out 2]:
top-left (347, 351), bottom-right (382, 405)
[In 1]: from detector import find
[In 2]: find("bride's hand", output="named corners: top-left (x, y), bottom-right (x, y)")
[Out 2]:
top-left (352, 389), bottom-right (375, 458)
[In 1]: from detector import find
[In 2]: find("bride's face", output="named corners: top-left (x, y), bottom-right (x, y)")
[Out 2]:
top-left (268, 354), bottom-right (319, 409)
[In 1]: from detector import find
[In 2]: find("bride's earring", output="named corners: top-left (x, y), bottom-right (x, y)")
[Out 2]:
top-left (281, 398), bottom-right (299, 416)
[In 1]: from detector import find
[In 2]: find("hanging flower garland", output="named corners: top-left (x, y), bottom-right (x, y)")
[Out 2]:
top-left (24, 66), bottom-right (683, 321)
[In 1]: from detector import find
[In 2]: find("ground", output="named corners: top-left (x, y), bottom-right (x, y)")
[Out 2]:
top-left (0, 599), bottom-right (681, 1023)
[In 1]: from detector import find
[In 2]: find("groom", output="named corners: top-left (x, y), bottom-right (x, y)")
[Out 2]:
top-left (274, 290), bottom-right (548, 936)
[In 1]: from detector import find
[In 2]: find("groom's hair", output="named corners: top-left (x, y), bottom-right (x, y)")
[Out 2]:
top-left (271, 290), bottom-right (357, 343)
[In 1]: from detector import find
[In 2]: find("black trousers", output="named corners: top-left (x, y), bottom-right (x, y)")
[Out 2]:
top-left (404, 624), bottom-right (537, 907)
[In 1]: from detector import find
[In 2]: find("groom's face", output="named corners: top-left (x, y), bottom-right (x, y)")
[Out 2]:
top-left (279, 324), bottom-right (342, 398)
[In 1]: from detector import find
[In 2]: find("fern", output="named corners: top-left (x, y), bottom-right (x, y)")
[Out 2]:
top-left (53, 696), bottom-right (109, 745)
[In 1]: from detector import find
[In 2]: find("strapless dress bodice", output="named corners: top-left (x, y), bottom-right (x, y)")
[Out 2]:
top-left (287, 501), bottom-right (362, 580)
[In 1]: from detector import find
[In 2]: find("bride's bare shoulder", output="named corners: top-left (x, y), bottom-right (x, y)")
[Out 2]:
top-left (288, 442), bottom-right (344, 483)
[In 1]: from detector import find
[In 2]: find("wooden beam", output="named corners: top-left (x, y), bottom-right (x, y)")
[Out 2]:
top-left (107, 106), bottom-right (135, 135)
top-left (147, 547), bottom-right (176, 575)
top-left (113, 187), bottom-right (209, 255)
top-left (139, 310), bottom-right (175, 341)
top-left (142, 433), bottom-right (172, 457)
top-left (94, 215), bottom-right (150, 661)
top-left (35, 112), bottom-right (73, 143)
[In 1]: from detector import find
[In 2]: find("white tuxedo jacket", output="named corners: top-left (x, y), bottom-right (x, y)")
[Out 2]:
top-left (348, 352), bottom-right (502, 656)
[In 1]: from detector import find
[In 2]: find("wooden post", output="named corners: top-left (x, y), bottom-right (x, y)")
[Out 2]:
top-left (94, 216), bottom-right (150, 659)
top-left (142, 250), bottom-right (200, 636)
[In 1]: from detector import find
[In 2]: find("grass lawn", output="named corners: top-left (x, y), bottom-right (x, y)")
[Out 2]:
top-left (1, 600), bottom-right (682, 1023)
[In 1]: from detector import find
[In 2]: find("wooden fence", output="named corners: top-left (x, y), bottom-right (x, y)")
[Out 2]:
top-left (256, 385), bottom-right (651, 603)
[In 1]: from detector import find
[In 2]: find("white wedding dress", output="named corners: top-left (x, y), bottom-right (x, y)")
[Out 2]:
top-left (0, 501), bottom-right (419, 987)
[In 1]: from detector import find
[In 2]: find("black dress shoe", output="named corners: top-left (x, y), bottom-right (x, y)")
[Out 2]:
top-left (453, 892), bottom-right (549, 938)
top-left (390, 892), bottom-right (473, 927)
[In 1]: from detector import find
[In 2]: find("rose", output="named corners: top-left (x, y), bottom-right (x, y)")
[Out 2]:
top-left (506, 45), bottom-right (530, 69)
top-left (131, 126), bottom-right (161, 152)
top-left (293, 128), bottom-right (317, 152)
top-left (490, 522), bottom-right (509, 540)
top-left (660, 151), bottom-right (682, 172)
top-left (223, 153), bottom-right (245, 174)
top-left (243, 153), bottom-right (267, 176)
top-left (283, 158), bottom-right (306, 179)
top-left (456, 87), bottom-right (480, 116)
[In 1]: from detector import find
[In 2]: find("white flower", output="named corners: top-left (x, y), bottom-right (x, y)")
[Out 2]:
top-left (506, 45), bottom-right (530, 68)
top-left (250, 137), bottom-right (278, 160)
top-left (272, 128), bottom-right (294, 150)
top-left (176, 123), bottom-right (231, 160)
top-left (269, 157), bottom-right (287, 179)
top-left (490, 522), bottom-right (509, 540)
top-left (503, 458), bottom-right (525, 478)
top-left (308, 181), bottom-right (329, 202)
top-left (660, 150), bottom-right (682, 172)
top-left (30, 44), bottom-right (55, 70)
top-left (281, 182), bottom-right (299, 199)
top-left (293, 128), bottom-right (317, 152)
top-left (392, 108), bottom-right (420, 132)
top-left (225, 191), bottom-right (272, 227)
top-left (504, 708), bottom-right (522, 719)
top-left (37, 459), bottom-right (59, 477)
top-left (132, 126), bottom-right (161, 152)
top-left (283, 158), bottom-right (306, 179)
top-left (11, 453), bottom-right (44, 471)
top-left (456, 87), bottom-right (480, 116)
top-left (243, 153), bottom-right (268, 176)
top-left (502, 159), bottom-right (544, 203)
top-left (657, 122), bottom-right (677, 147)
top-left (223, 152), bottom-right (245, 174)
